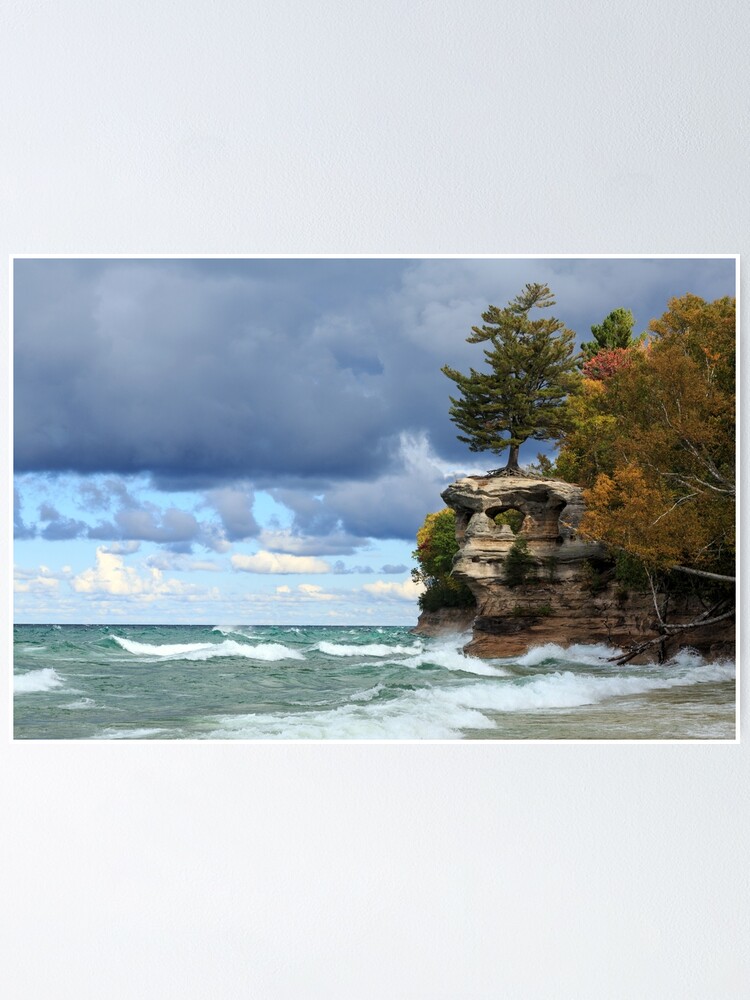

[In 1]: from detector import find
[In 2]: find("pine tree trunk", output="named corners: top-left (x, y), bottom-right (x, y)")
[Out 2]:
top-left (505, 443), bottom-right (520, 472)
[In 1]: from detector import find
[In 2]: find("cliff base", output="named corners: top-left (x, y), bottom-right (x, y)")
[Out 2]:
top-left (432, 474), bottom-right (735, 663)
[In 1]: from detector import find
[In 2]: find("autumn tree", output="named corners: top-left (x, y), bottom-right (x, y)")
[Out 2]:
top-left (411, 509), bottom-right (475, 612)
top-left (563, 294), bottom-right (736, 659)
top-left (578, 295), bottom-right (735, 571)
top-left (442, 284), bottom-right (579, 475)
top-left (581, 347), bottom-right (634, 381)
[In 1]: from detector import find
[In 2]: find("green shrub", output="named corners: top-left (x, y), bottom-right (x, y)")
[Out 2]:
top-left (413, 509), bottom-right (476, 612)
top-left (510, 602), bottom-right (553, 618)
top-left (614, 551), bottom-right (650, 592)
top-left (493, 509), bottom-right (525, 534)
top-left (503, 537), bottom-right (536, 587)
top-left (418, 576), bottom-right (475, 612)
top-left (582, 559), bottom-right (607, 594)
top-left (541, 556), bottom-right (558, 581)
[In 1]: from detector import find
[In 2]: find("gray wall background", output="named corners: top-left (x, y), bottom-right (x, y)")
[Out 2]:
top-left (2, 2), bottom-right (747, 997)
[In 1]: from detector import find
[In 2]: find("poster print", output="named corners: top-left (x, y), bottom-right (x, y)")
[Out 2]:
top-left (13, 256), bottom-right (737, 740)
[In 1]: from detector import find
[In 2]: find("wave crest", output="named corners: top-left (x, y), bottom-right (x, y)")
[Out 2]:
top-left (14, 667), bottom-right (64, 694)
top-left (317, 640), bottom-right (422, 657)
top-left (111, 635), bottom-right (304, 661)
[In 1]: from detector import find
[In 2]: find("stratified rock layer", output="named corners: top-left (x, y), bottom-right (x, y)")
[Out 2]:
top-left (421, 474), bottom-right (734, 660)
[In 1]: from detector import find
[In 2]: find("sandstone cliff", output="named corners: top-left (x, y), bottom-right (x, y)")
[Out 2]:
top-left (416, 474), bottom-right (734, 661)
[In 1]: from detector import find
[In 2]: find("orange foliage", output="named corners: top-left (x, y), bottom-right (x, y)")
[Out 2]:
top-left (565, 295), bottom-right (735, 575)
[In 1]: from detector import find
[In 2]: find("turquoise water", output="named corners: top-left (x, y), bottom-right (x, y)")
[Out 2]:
top-left (13, 624), bottom-right (736, 740)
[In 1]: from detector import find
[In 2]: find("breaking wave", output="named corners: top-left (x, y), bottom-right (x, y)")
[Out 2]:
top-left (111, 635), bottom-right (304, 661)
top-left (513, 642), bottom-right (620, 667)
top-left (316, 640), bottom-right (423, 657)
top-left (14, 667), bottom-right (65, 694)
top-left (206, 693), bottom-right (492, 740)
top-left (211, 625), bottom-right (265, 640)
top-left (399, 639), bottom-right (508, 677)
top-left (203, 655), bottom-right (734, 739)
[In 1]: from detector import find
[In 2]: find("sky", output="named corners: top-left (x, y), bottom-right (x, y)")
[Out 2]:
top-left (13, 256), bottom-right (736, 624)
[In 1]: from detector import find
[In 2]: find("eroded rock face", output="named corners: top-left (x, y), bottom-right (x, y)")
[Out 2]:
top-left (411, 606), bottom-right (475, 637)
top-left (441, 474), bottom-right (607, 587)
top-left (431, 474), bottom-right (734, 660)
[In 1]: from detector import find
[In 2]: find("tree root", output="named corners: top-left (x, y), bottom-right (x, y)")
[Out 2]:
top-left (487, 467), bottom-right (527, 478)
top-left (608, 605), bottom-right (735, 665)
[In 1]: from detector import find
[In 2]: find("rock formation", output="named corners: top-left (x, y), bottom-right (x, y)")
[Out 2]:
top-left (416, 474), bottom-right (734, 661)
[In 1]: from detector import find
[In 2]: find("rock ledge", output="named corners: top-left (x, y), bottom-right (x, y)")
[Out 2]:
top-left (426, 474), bottom-right (734, 661)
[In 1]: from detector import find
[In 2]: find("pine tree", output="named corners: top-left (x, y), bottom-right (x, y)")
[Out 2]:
top-left (442, 283), bottom-right (578, 474)
top-left (579, 307), bottom-right (636, 364)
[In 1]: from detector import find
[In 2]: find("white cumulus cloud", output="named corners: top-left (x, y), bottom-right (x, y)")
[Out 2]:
top-left (361, 578), bottom-right (425, 603)
top-left (231, 551), bottom-right (331, 574)
top-left (71, 547), bottom-right (200, 599)
top-left (297, 583), bottom-right (335, 601)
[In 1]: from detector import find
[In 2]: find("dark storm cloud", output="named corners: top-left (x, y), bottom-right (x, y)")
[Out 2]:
top-left (14, 258), bottom-right (406, 481)
top-left (15, 257), bottom-right (736, 506)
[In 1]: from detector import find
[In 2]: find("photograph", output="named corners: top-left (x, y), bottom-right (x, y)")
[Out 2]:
top-left (13, 255), bottom-right (737, 740)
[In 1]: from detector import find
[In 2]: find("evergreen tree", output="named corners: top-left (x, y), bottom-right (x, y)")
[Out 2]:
top-left (579, 307), bottom-right (636, 364)
top-left (442, 283), bottom-right (578, 474)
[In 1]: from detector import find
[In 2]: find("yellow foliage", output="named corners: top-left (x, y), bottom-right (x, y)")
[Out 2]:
top-left (582, 461), bottom-right (733, 572)
top-left (570, 295), bottom-right (735, 575)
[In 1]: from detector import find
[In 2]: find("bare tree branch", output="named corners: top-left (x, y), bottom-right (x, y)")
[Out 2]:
top-left (609, 606), bottom-right (735, 665)
top-left (661, 608), bottom-right (735, 633)
top-left (646, 570), bottom-right (666, 628)
top-left (672, 565), bottom-right (735, 583)
top-left (648, 492), bottom-right (699, 527)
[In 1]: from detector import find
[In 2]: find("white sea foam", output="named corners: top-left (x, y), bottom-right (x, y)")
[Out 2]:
top-left (401, 640), bottom-right (509, 677)
top-left (183, 641), bottom-right (304, 662)
top-left (349, 683), bottom-right (387, 702)
top-left (113, 636), bottom-right (211, 657)
top-left (203, 657), bottom-right (735, 739)
top-left (317, 640), bottom-right (423, 657)
top-left (512, 642), bottom-right (622, 668)
top-left (98, 727), bottom-right (171, 739)
top-left (512, 642), bottom-right (733, 674)
top-left (212, 625), bottom-right (264, 640)
top-left (206, 692), bottom-right (494, 740)
top-left (111, 634), bottom-right (304, 661)
top-left (14, 667), bottom-right (64, 694)
top-left (427, 660), bottom-right (735, 714)
top-left (62, 698), bottom-right (96, 710)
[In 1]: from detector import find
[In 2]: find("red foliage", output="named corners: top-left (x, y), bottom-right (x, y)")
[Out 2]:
top-left (582, 348), bottom-right (633, 381)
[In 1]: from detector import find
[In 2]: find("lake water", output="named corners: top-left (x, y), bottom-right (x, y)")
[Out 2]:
top-left (13, 623), bottom-right (736, 740)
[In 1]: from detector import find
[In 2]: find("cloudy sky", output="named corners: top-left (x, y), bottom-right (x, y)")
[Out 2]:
top-left (13, 256), bottom-right (735, 624)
